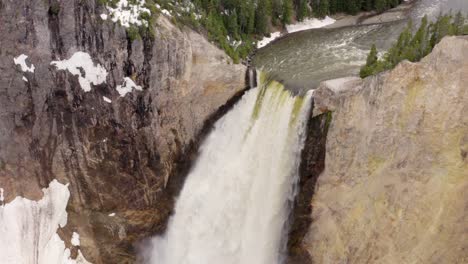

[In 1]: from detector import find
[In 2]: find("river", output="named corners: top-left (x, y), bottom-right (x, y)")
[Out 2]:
top-left (253, 0), bottom-right (468, 93)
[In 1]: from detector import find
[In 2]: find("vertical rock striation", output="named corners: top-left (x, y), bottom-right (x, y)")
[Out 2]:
top-left (0, 1), bottom-right (246, 263)
top-left (304, 36), bottom-right (468, 263)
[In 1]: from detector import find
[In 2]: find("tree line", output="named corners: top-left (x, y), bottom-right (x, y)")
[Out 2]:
top-left (360, 12), bottom-right (468, 78)
top-left (187, 0), bottom-right (405, 62)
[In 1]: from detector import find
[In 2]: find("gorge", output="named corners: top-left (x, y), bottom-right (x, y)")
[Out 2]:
top-left (143, 76), bottom-right (313, 264)
top-left (0, 0), bottom-right (467, 264)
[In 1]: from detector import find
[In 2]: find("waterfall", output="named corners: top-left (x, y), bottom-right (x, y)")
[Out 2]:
top-left (144, 73), bottom-right (313, 264)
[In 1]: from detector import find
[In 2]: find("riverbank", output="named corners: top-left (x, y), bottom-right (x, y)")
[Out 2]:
top-left (256, 0), bottom-right (416, 50)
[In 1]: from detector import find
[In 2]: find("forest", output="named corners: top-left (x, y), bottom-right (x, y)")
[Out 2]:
top-left (169, 0), bottom-right (405, 61)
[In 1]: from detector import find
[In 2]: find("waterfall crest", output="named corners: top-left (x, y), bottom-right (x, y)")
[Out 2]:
top-left (145, 73), bottom-right (313, 264)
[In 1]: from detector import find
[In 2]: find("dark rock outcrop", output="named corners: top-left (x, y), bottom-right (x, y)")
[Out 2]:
top-left (286, 109), bottom-right (331, 264)
top-left (0, 1), bottom-right (246, 263)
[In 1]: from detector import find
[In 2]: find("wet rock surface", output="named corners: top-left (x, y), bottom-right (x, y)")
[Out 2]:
top-left (286, 109), bottom-right (331, 264)
top-left (0, 1), bottom-right (246, 263)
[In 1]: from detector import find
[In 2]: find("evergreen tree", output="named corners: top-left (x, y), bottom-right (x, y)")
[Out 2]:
top-left (346, 0), bottom-right (360, 15)
top-left (360, 44), bottom-right (379, 78)
top-left (361, 12), bottom-right (466, 78)
top-left (297, 0), bottom-right (310, 21)
top-left (282, 0), bottom-right (294, 25)
top-left (367, 44), bottom-right (378, 65)
top-left (363, 0), bottom-right (373, 11)
top-left (453, 11), bottom-right (465, 35)
top-left (316, 0), bottom-right (330, 18)
top-left (271, 0), bottom-right (283, 26)
top-left (246, 1), bottom-right (256, 34)
top-left (329, 0), bottom-right (337, 14)
top-left (409, 15), bottom-right (429, 61)
top-left (375, 0), bottom-right (387, 12)
top-left (255, 0), bottom-right (271, 34)
top-left (226, 9), bottom-right (239, 39)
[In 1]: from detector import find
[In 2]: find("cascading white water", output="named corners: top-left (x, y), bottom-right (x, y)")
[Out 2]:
top-left (144, 74), bottom-right (313, 264)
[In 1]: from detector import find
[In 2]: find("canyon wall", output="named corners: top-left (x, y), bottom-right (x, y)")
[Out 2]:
top-left (302, 36), bottom-right (468, 263)
top-left (0, 1), bottom-right (246, 263)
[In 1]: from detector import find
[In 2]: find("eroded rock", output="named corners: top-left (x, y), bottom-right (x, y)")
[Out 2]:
top-left (304, 36), bottom-right (468, 263)
top-left (0, 1), bottom-right (246, 263)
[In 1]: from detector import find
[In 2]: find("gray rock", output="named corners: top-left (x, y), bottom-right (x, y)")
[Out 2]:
top-left (0, 1), bottom-right (246, 263)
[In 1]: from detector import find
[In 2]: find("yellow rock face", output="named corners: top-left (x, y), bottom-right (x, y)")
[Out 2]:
top-left (306, 37), bottom-right (468, 264)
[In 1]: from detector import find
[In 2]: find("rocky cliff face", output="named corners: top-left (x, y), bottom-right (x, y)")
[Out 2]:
top-left (0, 1), bottom-right (246, 263)
top-left (302, 36), bottom-right (468, 263)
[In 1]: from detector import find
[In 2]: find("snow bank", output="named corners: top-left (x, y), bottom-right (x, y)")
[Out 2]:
top-left (286, 16), bottom-right (336, 33)
top-left (257, 32), bottom-right (282, 49)
top-left (116, 77), bottom-right (143, 97)
top-left (0, 180), bottom-right (91, 264)
top-left (14, 54), bottom-right (35, 73)
top-left (51, 52), bottom-right (108, 92)
top-left (257, 16), bottom-right (336, 49)
top-left (101, 0), bottom-right (151, 27)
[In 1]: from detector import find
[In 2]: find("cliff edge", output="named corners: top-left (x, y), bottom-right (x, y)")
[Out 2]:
top-left (304, 36), bottom-right (468, 263)
top-left (0, 1), bottom-right (246, 263)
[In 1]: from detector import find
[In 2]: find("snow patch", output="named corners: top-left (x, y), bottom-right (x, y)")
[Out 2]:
top-left (0, 188), bottom-right (3, 204)
top-left (103, 96), bottom-right (112, 103)
top-left (22, 76), bottom-right (29, 82)
top-left (0, 180), bottom-right (92, 263)
top-left (51, 52), bottom-right (107, 92)
top-left (14, 54), bottom-right (35, 73)
top-left (161, 9), bottom-right (172, 17)
top-left (116, 77), bottom-right (143, 97)
top-left (71, 232), bottom-right (80, 247)
top-left (286, 16), bottom-right (336, 33)
top-left (109, 213), bottom-right (116, 217)
top-left (102, 0), bottom-right (151, 27)
top-left (257, 32), bottom-right (282, 49)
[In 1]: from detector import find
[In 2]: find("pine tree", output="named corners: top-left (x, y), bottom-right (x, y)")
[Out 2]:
top-left (329, 0), bottom-right (337, 14)
top-left (367, 44), bottom-right (378, 65)
top-left (226, 9), bottom-right (239, 39)
top-left (361, 12), bottom-right (465, 78)
top-left (282, 0), bottom-right (294, 25)
top-left (360, 44), bottom-right (379, 78)
top-left (363, 0), bottom-right (373, 11)
top-left (255, 0), bottom-right (270, 34)
top-left (346, 0), bottom-right (360, 15)
top-left (297, 0), bottom-right (310, 21)
top-left (410, 15), bottom-right (428, 60)
top-left (271, 0), bottom-right (283, 26)
top-left (454, 11), bottom-right (465, 35)
top-left (317, 0), bottom-right (330, 18)
top-left (375, 0), bottom-right (387, 12)
top-left (246, 1), bottom-right (256, 34)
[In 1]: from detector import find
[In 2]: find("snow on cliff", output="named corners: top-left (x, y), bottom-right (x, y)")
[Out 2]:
top-left (0, 180), bottom-right (91, 264)
top-left (51, 52), bottom-right (107, 92)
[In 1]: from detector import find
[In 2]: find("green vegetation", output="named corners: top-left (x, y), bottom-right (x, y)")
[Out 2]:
top-left (98, 0), bottom-right (406, 63)
top-left (360, 12), bottom-right (468, 78)
top-left (189, 0), bottom-right (405, 61)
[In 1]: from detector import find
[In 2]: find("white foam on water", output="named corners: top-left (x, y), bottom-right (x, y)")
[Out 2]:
top-left (144, 74), bottom-right (313, 264)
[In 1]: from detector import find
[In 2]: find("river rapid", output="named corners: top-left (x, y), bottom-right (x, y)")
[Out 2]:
top-left (253, 0), bottom-right (468, 93)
